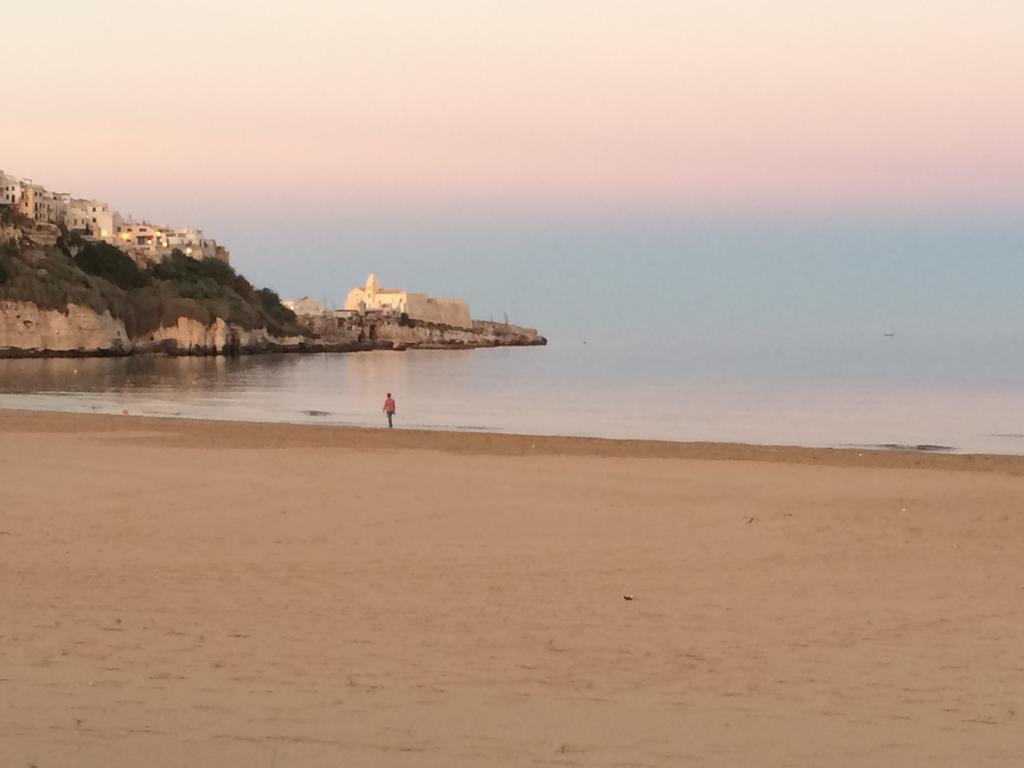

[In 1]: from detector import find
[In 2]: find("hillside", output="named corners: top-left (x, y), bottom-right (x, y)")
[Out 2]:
top-left (0, 204), bottom-right (305, 341)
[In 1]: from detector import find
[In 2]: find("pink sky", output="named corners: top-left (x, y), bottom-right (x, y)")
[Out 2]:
top-left (3, 0), bottom-right (1022, 216)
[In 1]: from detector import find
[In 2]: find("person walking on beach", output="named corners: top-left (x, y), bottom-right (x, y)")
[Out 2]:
top-left (383, 392), bottom-right (397, 428)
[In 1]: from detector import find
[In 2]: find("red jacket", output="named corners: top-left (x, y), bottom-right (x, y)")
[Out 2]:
top-left (383, 397), bottom-right (396, 414)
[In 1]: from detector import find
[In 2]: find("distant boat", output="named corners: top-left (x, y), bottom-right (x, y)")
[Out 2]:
top-left (884, 333), bottom-right (896, 337)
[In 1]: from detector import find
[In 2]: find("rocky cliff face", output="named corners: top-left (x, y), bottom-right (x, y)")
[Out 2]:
top-left (134, 316), bottom-right (306, 355)
top-left (0, 301), bottom-right (130, 356)
top-left (0, 300), bottom-right (545, 358)
top-left (0, 301), bottom-right (307, 357)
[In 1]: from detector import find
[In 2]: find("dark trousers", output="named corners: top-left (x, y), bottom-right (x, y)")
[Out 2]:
top-left (386, 412), bottom-right (394, 428)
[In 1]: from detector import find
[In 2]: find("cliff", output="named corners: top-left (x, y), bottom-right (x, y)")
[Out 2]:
top-left (0, 300), bottom-right (314, 357)
top-left (0, 205), bottom-right (308, 357)
top-left (0, 301), bottom-right (130, 356)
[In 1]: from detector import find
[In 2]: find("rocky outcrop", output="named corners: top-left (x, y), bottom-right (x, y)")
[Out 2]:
top-left (133, 316), bottom-right (307, 355)
top-left (0, 222), bottom-right (19, 246)
top-left (379, 320), bottom-right (545, 349)
top-left (0, 301), bottom-right (311, 358)
top-left (1, 218), bottom-right (60, 252)
top-left (302, 312), bottom-right (547, 351)
top-left (0, 301), bottom-right (131, 356)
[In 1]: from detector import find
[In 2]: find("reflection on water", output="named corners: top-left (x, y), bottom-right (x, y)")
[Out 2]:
top-left (0, 355), bottom-right (241, 395)
top-left (0, 351), bottom-right (486, 429)
top-left (1, 345), bottom-right (1024, 454)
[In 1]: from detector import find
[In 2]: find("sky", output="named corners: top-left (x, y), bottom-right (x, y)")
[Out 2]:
top-left (3, 1), bottom-right (1023, 346)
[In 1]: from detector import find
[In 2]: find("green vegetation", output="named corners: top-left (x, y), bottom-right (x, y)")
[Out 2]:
top-left (0, 211), bottom-right (306, 339)
top-left (74, 242), bottom-right (151, 290)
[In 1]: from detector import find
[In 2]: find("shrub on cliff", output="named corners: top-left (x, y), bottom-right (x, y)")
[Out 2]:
top-left (0, 241), bottom-right (112, 316)
top-left (159, 296), bottom-right (213, 328)
top-left (150, 250), bottom-right (236, 290)
top-left (144, 250), bottom-right (303, 337)
top-left (0, 241), bottom-right (15, 284)
top-left (74, 242), bottom-right (150, 290)
top-left (256, 288), bottom-right (299, 331)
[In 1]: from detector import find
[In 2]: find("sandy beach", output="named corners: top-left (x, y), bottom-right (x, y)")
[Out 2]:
top-left (1, 408), bottom-right (1023, 767)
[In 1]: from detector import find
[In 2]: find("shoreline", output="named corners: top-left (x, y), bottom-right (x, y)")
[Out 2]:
top-left (3, 407), bottom-right (1023, 475)
top-left (0, 336), bottom-right (546, 359)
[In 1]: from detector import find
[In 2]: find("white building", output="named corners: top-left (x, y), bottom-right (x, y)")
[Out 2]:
top-left (114, 219), bottom-right (169, 257)
top-left (166, 227), bottom-right (203, 250)
top-left (344, 274), bottom-right (472, 328)
top-left (0, 170), bottom-right (22, 206)
top-left (66, 199), bottom-right (114, 240)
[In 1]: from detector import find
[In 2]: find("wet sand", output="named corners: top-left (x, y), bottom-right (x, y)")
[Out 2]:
top-left (2, 409), bottom-right (1023, 766)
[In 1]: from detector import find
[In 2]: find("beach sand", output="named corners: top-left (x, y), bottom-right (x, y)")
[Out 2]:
top-left (1, 409), bottom-right (1023, 767)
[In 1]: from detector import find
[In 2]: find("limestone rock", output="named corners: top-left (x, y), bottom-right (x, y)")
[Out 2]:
top-left (0, 301), bottom-right (131, 355)
top-left (0, 298), bottom-right (544, 358)
top-left (134, 317), bottom-right (305, 355)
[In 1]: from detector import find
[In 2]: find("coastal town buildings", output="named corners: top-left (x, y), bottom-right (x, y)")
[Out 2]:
top-left (286, 276), bottom-right (474, 329)
top-left (0, 168), bottom-right (229, 265)
top-left (343, 274), bottom-right (473, 328)
top-left (166, 227), bottom-right (203, 250)
top-left (66, 199), bottom-right (114, 240)
top-left (114, 220), bottom-right (167, 263)
top-left (111, 220), bottom-right (229, 265)
top-left (0, 171), bottom-right (22, 205)
top-left (17, 184), bottom-right (69, 225)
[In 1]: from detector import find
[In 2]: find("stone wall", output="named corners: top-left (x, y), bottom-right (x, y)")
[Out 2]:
top-left (404, 293), bottom-right (472, 329)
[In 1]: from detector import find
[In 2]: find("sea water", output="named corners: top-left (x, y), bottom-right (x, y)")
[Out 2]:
top-left (1, 339), bottom-right (1023, 454)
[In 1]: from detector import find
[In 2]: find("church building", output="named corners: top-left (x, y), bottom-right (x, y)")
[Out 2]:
top-left (343, 274), bottom-right (473, 329)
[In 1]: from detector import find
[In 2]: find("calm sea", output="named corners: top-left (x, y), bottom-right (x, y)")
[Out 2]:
top-left (1, 340), bottom-right (1023, 454)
